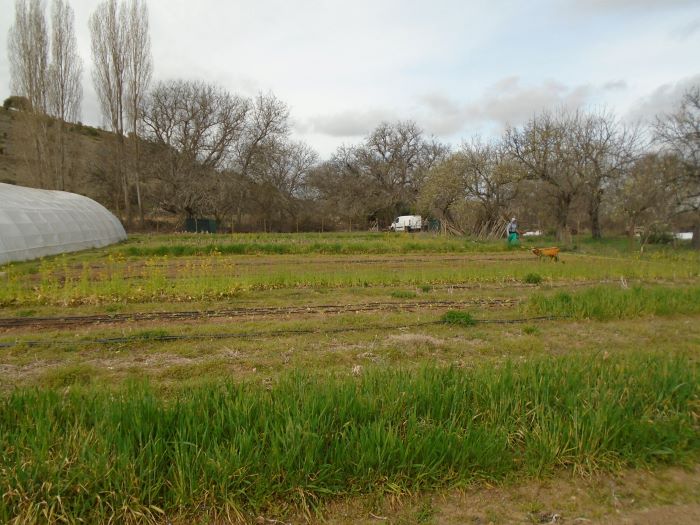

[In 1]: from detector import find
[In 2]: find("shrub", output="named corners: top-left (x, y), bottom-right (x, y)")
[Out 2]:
top-left (3, 95), bottom-right (31, 111)
top-left (523, 273), bottom-right (543, 284)
top-left (440, 310), bottom-right (476, 326)
top-left (646, 231), bottom-right (674, 245)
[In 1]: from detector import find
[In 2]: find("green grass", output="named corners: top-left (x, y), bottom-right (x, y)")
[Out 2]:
top-left (529, 285), bottom-right (700, 320)
top-left (440, 310), bottom-right (477, 326)
top-left (2, 232), bottom-right (699, 308)
top-left (522, 325), bottom-right (539, 335)
top-left (1, 353), bottom-right (697, 523)
top-left (119, 232), bottom-right (510, 258)
top-left (40, 363), bottom-right (102, 389)
top-left (1, 233), bottom-right (699, 522)
top-left (523, 272), bottom-right (543, 284)
top-left (390, 289), bottom-right (418, 299)
top-left (2, 248), bottom-right (698, 307)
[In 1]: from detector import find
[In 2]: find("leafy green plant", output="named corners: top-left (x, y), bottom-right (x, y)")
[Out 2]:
top-left (441, 310), bottom-right (476, 326)
top-left (523, 272), bottom-right (543, 284)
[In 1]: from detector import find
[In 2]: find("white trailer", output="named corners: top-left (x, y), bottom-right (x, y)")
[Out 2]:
top-left (390, 215), bottom-right (422, 232)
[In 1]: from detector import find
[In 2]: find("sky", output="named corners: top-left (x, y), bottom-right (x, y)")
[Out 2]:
top-left (1, 0), bottom-right (699, 157)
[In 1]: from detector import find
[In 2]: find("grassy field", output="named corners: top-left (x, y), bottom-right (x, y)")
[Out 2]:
top-left (1, 232), bottom-right (699, 524)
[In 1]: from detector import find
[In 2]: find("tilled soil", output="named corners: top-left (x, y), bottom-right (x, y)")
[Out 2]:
top-left (0, 298), bottom-right (520, 330)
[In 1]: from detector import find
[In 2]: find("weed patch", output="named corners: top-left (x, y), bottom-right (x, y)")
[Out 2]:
top-left (39, 364), bottom-right (100, 389)
top-left (523, 273), bottom-right (543, 284)
top-left (441, 310), bottom-right (476, 326)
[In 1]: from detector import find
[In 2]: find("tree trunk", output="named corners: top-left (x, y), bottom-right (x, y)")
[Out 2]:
top-left (59, 122), bottom-right (67, 191)
top-left (555, 194), bottom-right (572, 243)
top-left (692, 217), bottom-right (700, 250)
top-left (135, 177), bottom-right (143, 228)
top-left (33, 117), bottom-right (48, 188)
top-left (589, 192), bottom-right (602, 239)
top-left (118, 135), bottom-right (131, 228)
top-left (134, 142), bottom-right (144, 228)
top-left (132, 118), bottom-right (144, 228)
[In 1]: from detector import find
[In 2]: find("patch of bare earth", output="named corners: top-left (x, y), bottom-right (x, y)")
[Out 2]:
top-left (385, 333), bottom-right (445, 346)
top-left (315, 465), bottom-right (700, 525)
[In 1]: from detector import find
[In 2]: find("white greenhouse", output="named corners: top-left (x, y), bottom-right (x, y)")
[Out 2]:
top-left (0, 183), bottom-right (127, 265)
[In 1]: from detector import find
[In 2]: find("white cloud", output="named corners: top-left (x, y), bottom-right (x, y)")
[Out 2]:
top-left (674, 18), bottom-right (700, 40)
top-left (1, 0), bottom-right (699, 158)
top-left (304, 109), bottom-right (401, 137)
top-left (603, 80), bottom-right (628, 91)
top-left (626, 74), bottom-right (700, 123)
top-left (414, 78), bottom-right (596, 135)
top-left (570, 0), bottom-right (697, 11)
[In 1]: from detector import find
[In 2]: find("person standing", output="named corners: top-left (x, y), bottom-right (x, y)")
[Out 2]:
top-left (507, 217), bottom-right (520, 246)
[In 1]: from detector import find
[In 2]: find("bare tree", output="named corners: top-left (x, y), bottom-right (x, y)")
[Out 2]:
top-left (8, 0), bottom-right (48, 112)
top-left (308, 152), bottom-right (379, 229)
top-left (360, 121), bottom-right (446, 220)
top-left (7, 0), bottom-right (49, 186)
top-left (90, 0), bottom-right (129, 220)
top-left (505, 109), bottom-right (586, 242)
top-left (247, 139), bottom-right (318, 229)
top-left (47, 0), bottom-right (82, 190)
top-left (233, 92), bottom-right (290, 178)
top-left (655, 86), bottom-right (700, 248)
top-left (574, 111), bottom-right (640, 239)
top-left (458, 139), bottom-right (522, 237)
top-left (229, 92), bottom-right (290, 227)
top-left (417, 154), bottom-right (467, 233)
top-left (141, 80), bottom-right (249, 218)
top-left (612, 153), bottom-right (677, 241)
top-left (418, 139), bottom-right (521, 237)
top-left (125, 0), bottom-right (152, 226)
top-left (318, 121), bottom-right (447, 226)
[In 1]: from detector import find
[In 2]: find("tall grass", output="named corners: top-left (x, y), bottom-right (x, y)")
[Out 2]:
top-left (1, 353), bottom-right (697, 523)
top-left (121, 238), bottom-right (509, 257)
top-left (529, 285), bottom-right (700, 320)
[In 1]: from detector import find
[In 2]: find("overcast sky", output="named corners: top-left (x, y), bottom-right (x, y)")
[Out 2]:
top-left (1, 0), bottom-right (699, 157)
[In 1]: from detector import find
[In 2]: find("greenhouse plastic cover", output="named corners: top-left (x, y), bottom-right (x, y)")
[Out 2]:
top-left (0, 183), bottom-right (127, 265)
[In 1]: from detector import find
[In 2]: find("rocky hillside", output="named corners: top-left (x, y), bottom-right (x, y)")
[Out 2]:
top-left (0, 107), bottom-right (117, 207)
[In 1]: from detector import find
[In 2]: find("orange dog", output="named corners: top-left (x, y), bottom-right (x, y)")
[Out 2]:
top-left (532, 247), bottom-right (560, 262)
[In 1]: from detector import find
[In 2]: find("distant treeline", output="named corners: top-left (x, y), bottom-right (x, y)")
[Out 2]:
top-left (4, 1), bottom-right (699, 246)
